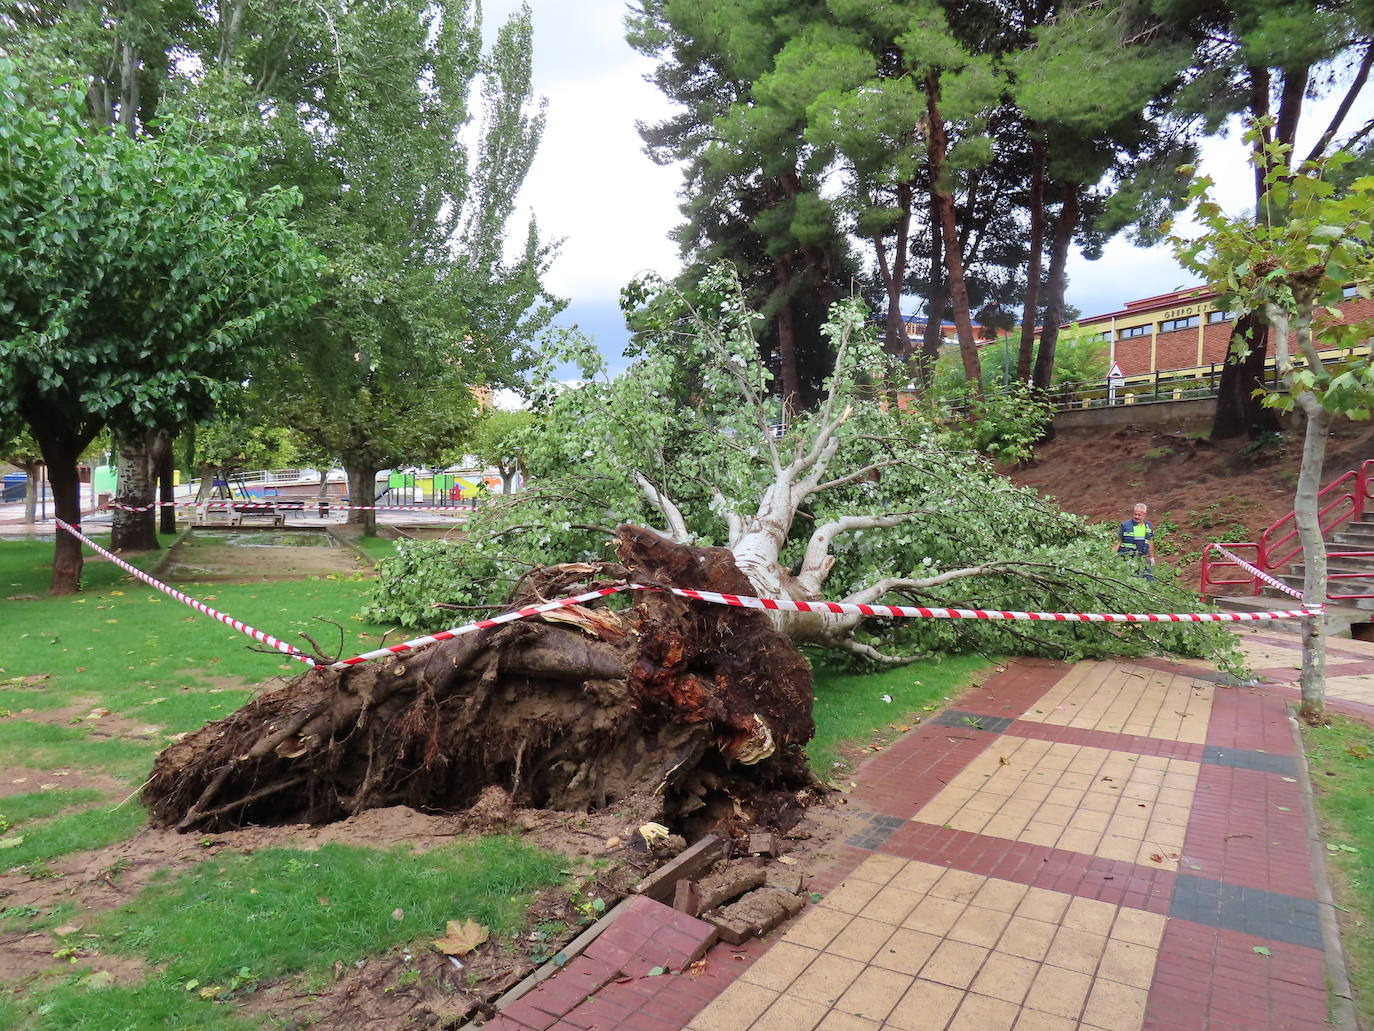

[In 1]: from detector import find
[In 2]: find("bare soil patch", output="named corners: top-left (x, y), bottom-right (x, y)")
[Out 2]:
top-left (1008, 421), bottom-right (1374, 587)
top-left (158, 528), bottom-right (369, 582)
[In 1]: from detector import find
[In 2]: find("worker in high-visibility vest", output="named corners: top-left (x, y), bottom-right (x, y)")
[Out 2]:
top-left (1116, 502), bottom-right (1156, 579)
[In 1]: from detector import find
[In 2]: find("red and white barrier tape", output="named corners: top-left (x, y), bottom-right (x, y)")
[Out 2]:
top-left (108, 501), bottom-right (471, 514)
top-left (54, 520), bottom-right (318, 668)
top-left (327, 585), bottom-right (1320, 669)
top-left (51, 521), bottom-right (1320, 671)
top-left (1214, 546), bottom-right (1307, 601)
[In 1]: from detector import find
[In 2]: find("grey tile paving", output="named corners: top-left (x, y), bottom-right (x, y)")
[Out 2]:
top-left (1202, 746), bottom-right (1298, 775)
top-left (1169, 874), bottom-right (1322, 948)
top-left (929, 709), bottom-right (1015, 734)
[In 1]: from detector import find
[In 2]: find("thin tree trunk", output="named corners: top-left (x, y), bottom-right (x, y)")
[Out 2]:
top-left (345, 464), bottom-right (379, 537)
top-left (914, 193), bottom-right (946, 391)
top-left (927, 74), bottom-right (982, 392)
top-left (875, 181), bottom-right (913, 359)
top-left (774, 260), bottom-right (801, 416)
top-left (1018, 135), bottom-right (1046, 382)
top-left (1031, 189), bottom-right (1081, 390)
top-left (22, 463), bottom-right (38, 525)
top-left (1295, 394), bottom-right (1331, 722)
top-left (111, 429), bottom-right (159, 551)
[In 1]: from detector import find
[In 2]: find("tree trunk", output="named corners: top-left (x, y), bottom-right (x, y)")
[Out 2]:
top-left (875, 181), bottom-right (913, 360)
top-left (1210, 316), bottom-right (1282, 439)
top-left (1031, 188), bottom-right (1081, 391)
top-left (927, 75), bottom-right (982, 392)
top-left (154, 430), bottom-right (177, 535)
top-left (1295, 393), bottom-right (1331, 723)
top-left (1017, 135), bottom-right (1046, 382)
top-left (346, 463), bottom-right (379, 536)
top-left (22, 463), bottom-right (38, 525)
top-left (111, 429), bottom-right (159, 551)
top-left (915, 192), bottom-right (947, 392)
top-left (142, 528), bottom-right (818, 835)
top-left (774, 261), bottom-right (801, 417)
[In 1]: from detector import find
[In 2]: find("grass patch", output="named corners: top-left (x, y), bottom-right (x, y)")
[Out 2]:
top-left (96, 837), bottom-right (565, 985)
top-left (1, 802), bottom-right (146, 870)
top-left (20, 977), bottom-right (256, 1031)
top-left (350, 535), bottom-right (402, 563)
top-left (808, 653), bottom-right (995, 775)
top-left (1304, 715), bottom-right (1374, 1027)
top-left (0, 722), bottom-right (155, 780)
top-left (0, 789), bottom-right (104, 831)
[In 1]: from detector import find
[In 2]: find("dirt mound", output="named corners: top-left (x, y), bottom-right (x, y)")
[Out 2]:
top-left (1008, 421), bottom-right (1374, 588)
top-left (141, 526), bottom-right (819, 835)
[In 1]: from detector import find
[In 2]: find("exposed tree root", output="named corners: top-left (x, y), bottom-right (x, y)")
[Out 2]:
top-left (143, 527), bottom-right (819, 834)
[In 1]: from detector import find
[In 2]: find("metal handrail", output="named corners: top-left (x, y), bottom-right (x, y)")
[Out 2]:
top-left (1203, 461), bottom-right (1374, 601)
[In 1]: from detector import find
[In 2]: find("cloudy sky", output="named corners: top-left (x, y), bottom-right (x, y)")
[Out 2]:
top-left (481, 1), bottom-right (1370, 375)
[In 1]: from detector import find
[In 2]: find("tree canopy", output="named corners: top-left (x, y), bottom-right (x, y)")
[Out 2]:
top-left (0, 61), bottom-right (318, 590)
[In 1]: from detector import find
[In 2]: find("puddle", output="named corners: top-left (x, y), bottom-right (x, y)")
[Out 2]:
top-left (185, 529), bottom-right (339, 548)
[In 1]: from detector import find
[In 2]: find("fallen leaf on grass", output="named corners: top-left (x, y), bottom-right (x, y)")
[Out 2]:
top-left (0, 836), bottom-right (24, 850)
top-left (1347, 745), bottom-right (1372, 760)
top-left (433, 919), bottom-right (488, 956)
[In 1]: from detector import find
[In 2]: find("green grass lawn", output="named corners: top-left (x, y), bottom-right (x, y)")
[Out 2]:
top-left (808, 653), bottom-right (996, 775)
top-left (1304, 716), bottom-right (1374, 1027)
top-left (0, 532), bottom-right (1002, 1031)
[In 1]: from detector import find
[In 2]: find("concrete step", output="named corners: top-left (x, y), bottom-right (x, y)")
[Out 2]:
top-left (1291, 555), bottom-right (1374, 574)
top-left (1330, 531), bottom-right (1374, 549)
top-left (1219, 594), bottom-right (1374, 636)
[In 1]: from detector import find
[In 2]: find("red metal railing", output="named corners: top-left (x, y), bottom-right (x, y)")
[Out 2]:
top-left (1201, 459), bottom-right (1374, 600)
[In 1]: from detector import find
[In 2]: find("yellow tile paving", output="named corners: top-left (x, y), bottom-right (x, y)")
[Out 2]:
top-left (914, 739), bottom-right (1198, 870)
top-left (1016, 660), bottom-right (1213, 744)
top-left (690, 857), bottom-right (1166, 1031)
top-left (1323, 672), bottom-right (1374, 707)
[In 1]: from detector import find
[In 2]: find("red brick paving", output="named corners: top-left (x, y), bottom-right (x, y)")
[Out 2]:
top-left (1181, 765), bottom-right (1314, 896)
top-left (1146, 922), bottom-right (1327, 1030)
top-left (881, 820), bottom-right (1177, 912)
top-left (1004, 718), bottom-right (1208, 761)
top-left (480, 652), bottom-right (1351, 1030)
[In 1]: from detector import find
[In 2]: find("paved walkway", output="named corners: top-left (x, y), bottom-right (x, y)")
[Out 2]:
top-left (483, 628), bottom-right (1374, 1031)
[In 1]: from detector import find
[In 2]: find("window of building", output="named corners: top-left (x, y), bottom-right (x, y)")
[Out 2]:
top-left (1159, 315), bottom-right (1200, 332)
top-left (1207, 310), bottom-right (1232, 324)
top-left (1084, 330), bottom-right (1110, 342)
top-left (1118, 324), bottom-right (1150, 339)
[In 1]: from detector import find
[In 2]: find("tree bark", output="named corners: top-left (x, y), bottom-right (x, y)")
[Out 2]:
top-left (20, 462), bottom-right (39, 525)
top-left (875, 181), bottom-right (914, 359)
top-left (346, 463), bottom-right (379, 536)
top-left (774, 261), bottom-right (801, 416)
top-left (1295, 394), bottom-right (1331, 722)
top-left (914, 191), bottom-right (947, 391)
top-left (1031, 188), bottom-right (1081, 391)
top-left (1017, 135), bottom-right (1046, 382)
top-left (1210, 315), bottom-right (1282, 439)
top-left (154, 430), bottom-right (177, 535)
top-left (111, 429), bottom-right (159, 551)
top-left (927, 75), bottom-right (982, 392)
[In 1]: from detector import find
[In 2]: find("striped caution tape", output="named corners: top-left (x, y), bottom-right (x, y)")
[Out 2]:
top-left (1213, 545), bottom-right (1307, 601)
top-left (50, 521), bottom-right (1320, 672)
top-left (107, 501), bottom-right (472, 514)
top-left (54, 520), bottom-right (318, 667)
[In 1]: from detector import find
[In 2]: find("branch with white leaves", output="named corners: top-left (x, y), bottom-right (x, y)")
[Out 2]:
top-left (797, 511), bottom-right (933, 595)
top-left (634, 472), bottom-right (691, 544)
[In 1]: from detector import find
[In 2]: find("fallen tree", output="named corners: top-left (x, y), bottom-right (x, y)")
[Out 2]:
top-left (144, 528), bottom-right (818, 834)
top-left (369, 265), bottom-right (1240, 669)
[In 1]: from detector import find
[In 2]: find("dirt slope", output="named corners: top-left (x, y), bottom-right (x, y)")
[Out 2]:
top-left (1007, 420), bottom-right (1374, 590)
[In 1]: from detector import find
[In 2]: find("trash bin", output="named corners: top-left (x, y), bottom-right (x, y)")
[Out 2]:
top-left (2, 473), bottom-right (26, 502)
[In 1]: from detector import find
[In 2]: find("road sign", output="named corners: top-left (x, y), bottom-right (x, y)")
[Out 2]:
top-left (1107, 360), bottom-right (1125, 404)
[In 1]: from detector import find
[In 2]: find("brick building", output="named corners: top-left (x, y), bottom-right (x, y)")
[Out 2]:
top-left (1073, 284), bottom-right (1373, 377)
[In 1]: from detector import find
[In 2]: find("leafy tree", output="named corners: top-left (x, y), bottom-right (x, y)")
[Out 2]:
top-left (0, 65), bottom-right (317, 592)
top-left (628, 0), bottom-right (856, 411)
top-left (368, 265), bottom-right (1237, 672)
top-left (0, 426), bottom-right (42, 525)
top-left (1172, 132), bottom-right (1374, 721)
top-left (259, 1), bottom-right (560, 536)
top-left (1158, 0), bottom-right (1374, 438)
top-left (461, 410), bottom-right (535, 494)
